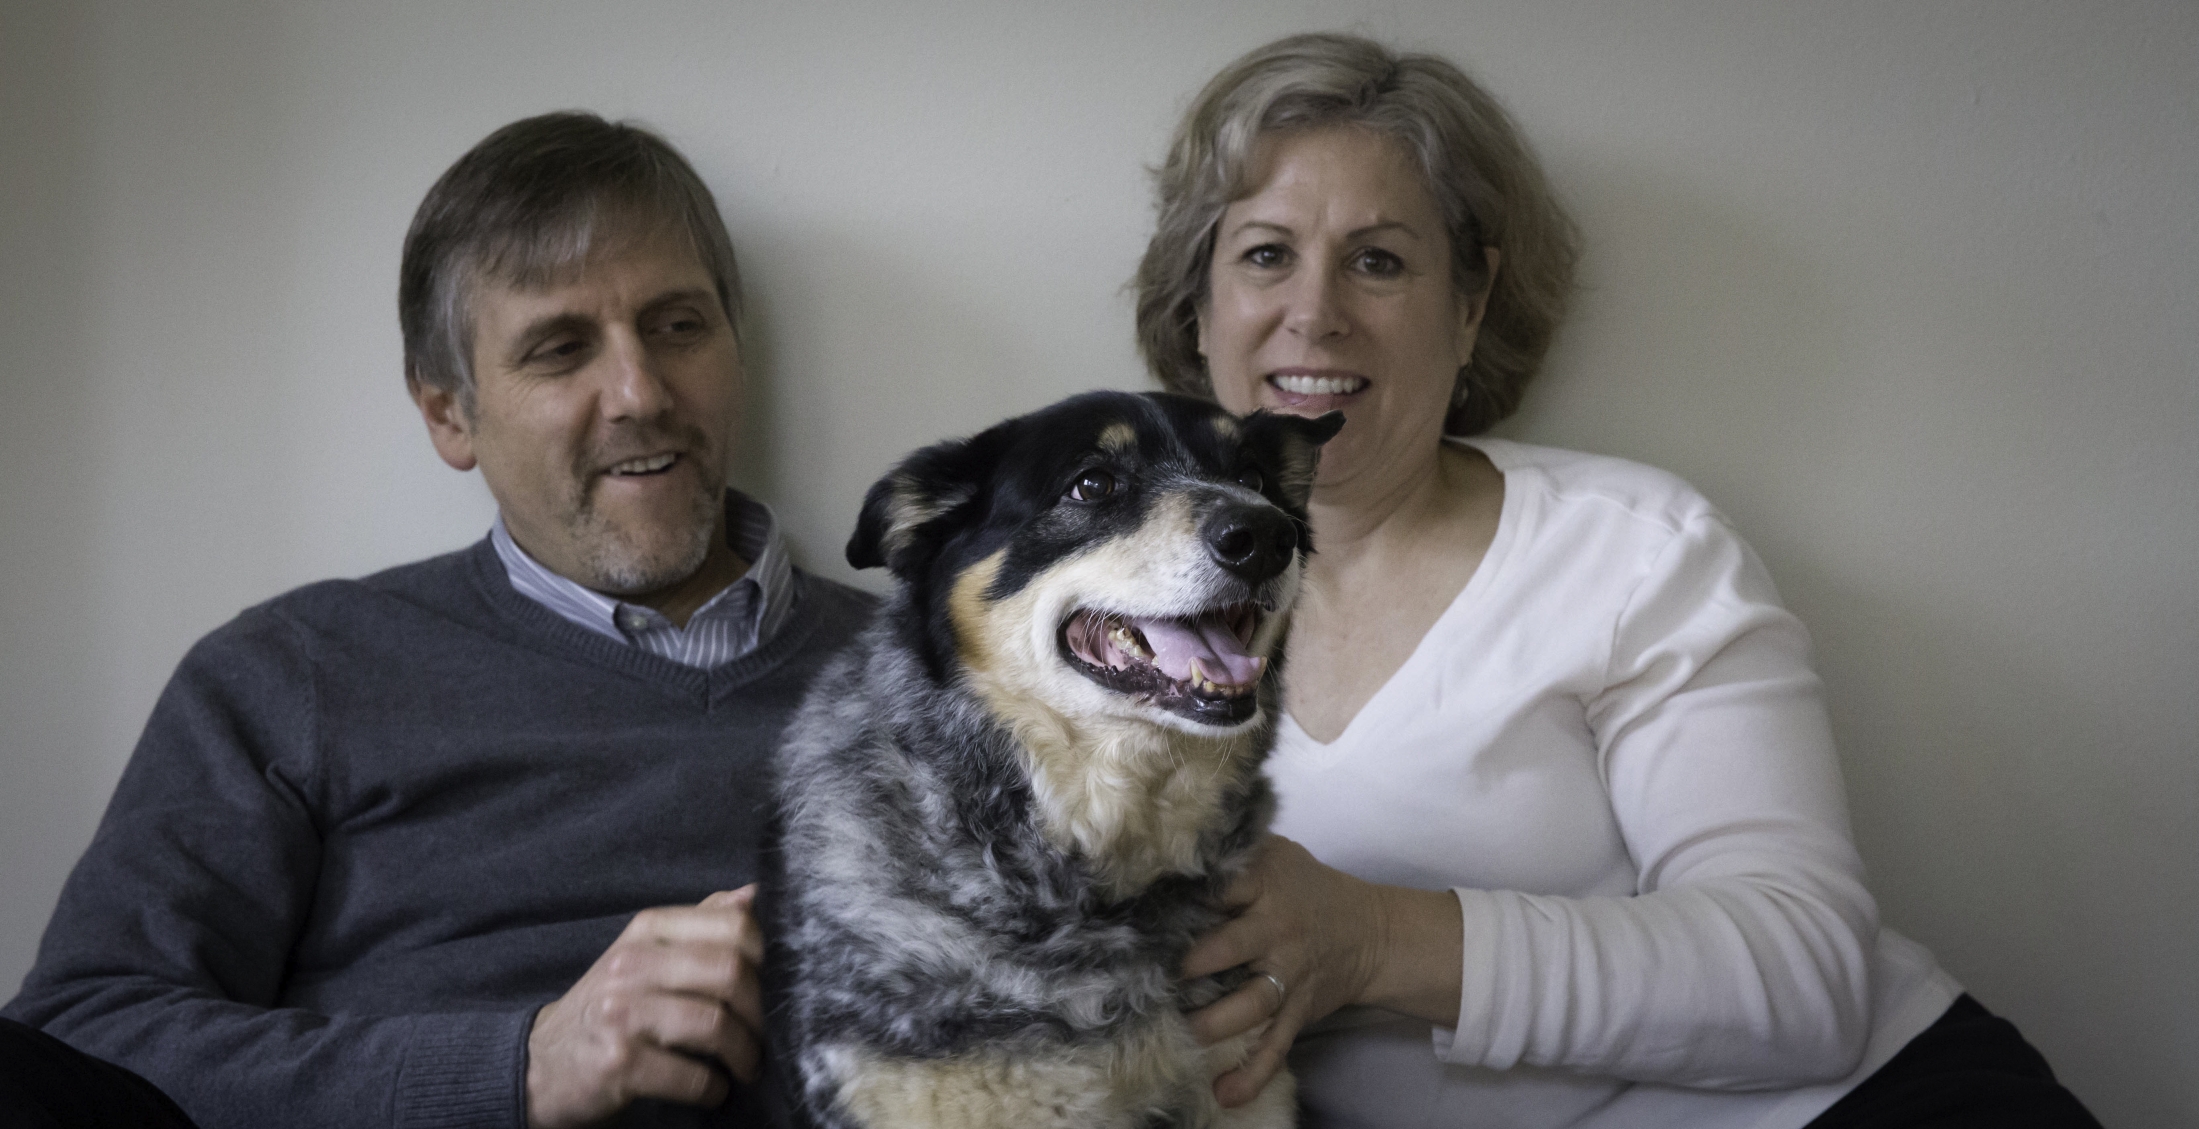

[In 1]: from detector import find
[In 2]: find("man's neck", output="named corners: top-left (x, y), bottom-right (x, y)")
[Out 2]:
top-left (620, 535), bottom-right (751, 629)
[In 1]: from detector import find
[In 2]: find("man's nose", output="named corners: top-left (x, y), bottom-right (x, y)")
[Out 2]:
top-left (599, 330), bottom-right (673, 420)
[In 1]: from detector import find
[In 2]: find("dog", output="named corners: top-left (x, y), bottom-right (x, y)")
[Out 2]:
top-left (767, 390), bottom-right (1342, 1129)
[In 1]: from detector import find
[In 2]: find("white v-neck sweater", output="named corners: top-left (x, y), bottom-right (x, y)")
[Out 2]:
top-left (1269, 438), bottom-right (1960, 1129)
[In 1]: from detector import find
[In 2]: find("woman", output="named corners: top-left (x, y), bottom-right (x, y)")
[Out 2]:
top-left (1135, 33), bottom-right (2098, 1129)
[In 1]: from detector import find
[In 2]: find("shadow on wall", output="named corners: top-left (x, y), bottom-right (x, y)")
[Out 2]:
top-left (728, 216), bottom-right (1142, 585)
top-left (1503, 151), bottom-right (1909, 797)
top-left (1500, 153), bottom-right (1864, 568)
top-left (1784, 556), bottom-right (2198, 1124)
top-left (0, 2), bottom-right (104, 998)
top-left (1505, 153), bottom-right (2195, 1123)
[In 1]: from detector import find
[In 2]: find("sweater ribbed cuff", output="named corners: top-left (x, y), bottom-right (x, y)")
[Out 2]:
top-left (393, 1009), bottom-right (534, 1129)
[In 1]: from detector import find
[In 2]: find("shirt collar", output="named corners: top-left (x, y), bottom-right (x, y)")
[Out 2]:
top-left (490, 489), bottom-right (796, 657)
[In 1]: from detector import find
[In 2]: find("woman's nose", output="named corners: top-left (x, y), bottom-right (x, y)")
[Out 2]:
top-left (1282, 267), bottom-right (1349, 341)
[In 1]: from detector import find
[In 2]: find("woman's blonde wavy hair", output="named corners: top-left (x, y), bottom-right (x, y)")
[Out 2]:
top-left (1134, 33), bottom-right (1579, 435)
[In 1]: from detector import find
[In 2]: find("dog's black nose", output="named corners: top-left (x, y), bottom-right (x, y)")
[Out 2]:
top-left (1203, 504), bottom-right (1297, 583)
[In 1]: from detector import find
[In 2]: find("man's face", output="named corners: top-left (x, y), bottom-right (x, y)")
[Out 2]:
top-left (418, 225), bottom-right (742, 595)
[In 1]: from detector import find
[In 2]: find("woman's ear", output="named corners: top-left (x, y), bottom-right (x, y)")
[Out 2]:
top-left (1456, 246), bottom-right (1502, 356)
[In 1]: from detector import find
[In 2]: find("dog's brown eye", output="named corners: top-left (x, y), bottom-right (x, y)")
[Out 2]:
top-left (1068, 469), bottom-right (1117, 502)
top-left (1236, 468), bottom-right (1264, 494)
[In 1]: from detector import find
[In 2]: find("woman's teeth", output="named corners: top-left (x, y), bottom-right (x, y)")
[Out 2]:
top-left (1270, 374), bottom-right (1367, 396)
top-left (609, 453), bottom-right (677, 475)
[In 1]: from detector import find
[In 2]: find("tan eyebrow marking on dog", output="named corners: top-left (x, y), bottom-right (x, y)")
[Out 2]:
top-left (1096, 421), bottom-right (1137, 454)
top-left (1207, 414), bottom-right (1239, 441)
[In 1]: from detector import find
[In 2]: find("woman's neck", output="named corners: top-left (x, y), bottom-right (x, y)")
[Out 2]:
top-left (1305, 440), bottom-right (1473, 572)
top-left (1282, 439), bottom-right (1505, 744)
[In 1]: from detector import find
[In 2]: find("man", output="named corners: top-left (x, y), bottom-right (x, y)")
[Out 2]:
top-left (2, 113), bottom-right (871, 1128)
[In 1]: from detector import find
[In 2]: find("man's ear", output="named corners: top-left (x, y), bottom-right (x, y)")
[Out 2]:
top-left (1243, 410), bottom-right (1345, 509)
top-left (410, 375), bottom-right (478, 472)
top-left (846, 427), bottom-right (1006, 578)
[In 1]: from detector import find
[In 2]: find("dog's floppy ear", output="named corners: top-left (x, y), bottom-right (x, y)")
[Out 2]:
top-left (847, 427), bottom-right (1007, 578)
top-left (1243, 410), bottom-right (1345, 509)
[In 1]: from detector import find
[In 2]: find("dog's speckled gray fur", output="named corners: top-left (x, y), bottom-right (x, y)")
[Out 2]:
top-left (767, 392), bottom-right (1336, 1128)
top-left (774, 599), bottom-right (1272, 1058)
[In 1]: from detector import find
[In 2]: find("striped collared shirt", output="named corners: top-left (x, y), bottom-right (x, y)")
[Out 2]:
top-left (490, 490), bottom-right (797, 669)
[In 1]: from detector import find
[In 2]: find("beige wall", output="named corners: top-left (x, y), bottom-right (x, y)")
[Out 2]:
top-left (3, 1), bottom-right (2192, 1121)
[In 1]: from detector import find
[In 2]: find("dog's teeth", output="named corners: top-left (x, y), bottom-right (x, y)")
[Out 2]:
top-left (1108, 623), bottom-right (1152, 661)
top-left (1184, 655), bottom-right (1263, 697)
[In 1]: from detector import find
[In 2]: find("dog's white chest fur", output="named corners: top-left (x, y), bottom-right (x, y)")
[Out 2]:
top-left (813, 1023), bottom-right (1293, 1129)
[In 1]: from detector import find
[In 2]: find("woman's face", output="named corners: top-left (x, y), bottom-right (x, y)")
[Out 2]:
top-left (1198, 126), bottom-right (1487, 493)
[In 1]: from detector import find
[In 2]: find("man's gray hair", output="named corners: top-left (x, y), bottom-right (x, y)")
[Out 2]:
top-left (399, 111), bottom-right (743, 407)
top-left (1133, 33), bottom-right (1579, 435)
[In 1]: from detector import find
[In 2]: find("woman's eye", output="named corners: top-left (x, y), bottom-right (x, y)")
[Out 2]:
top-left (1236, 468), bottom-right (1265, 493)
top-left (1352, 248), bottom-right (1405, 277)
top-left (1068, 469), bottom-right (1118, 502)
top-left (1244, 244), bottom-right (1291, 269)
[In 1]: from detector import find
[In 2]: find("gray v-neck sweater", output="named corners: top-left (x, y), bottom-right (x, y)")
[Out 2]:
top-left (4, 540), bottom-right (873, 1128)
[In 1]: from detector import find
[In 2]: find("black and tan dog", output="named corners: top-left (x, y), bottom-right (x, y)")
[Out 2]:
top-left (769, 391), bottom-right (1340, 1128)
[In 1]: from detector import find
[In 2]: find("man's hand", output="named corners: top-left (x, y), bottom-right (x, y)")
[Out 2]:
top-left (525, 887), bottom-right (765, 1129)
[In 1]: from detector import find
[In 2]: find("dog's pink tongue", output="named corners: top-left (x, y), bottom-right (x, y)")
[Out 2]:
top-left (1131, 615), bottom-right (1262, 686)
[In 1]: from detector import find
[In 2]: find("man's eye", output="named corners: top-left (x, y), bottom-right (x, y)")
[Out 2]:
top-left (1067, 469), bottom-right (1118, 502)
top-left (527, 338), bottom-right (588, 367)
top-left (652, 312), bottom-right (707, 338)
top-left (1236, 468), bottom-right (1264, 494)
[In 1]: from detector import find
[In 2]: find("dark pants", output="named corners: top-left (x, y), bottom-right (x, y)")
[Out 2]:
top-left (1804, 995), bottom-right (2101, 1129)
top-left (0, 1018), bottom-right (199, 1129)
top-left (0, 997), bottom-right (2103, 1129)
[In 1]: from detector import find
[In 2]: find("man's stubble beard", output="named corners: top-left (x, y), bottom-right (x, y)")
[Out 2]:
top-left (568, 463), bottom-right (723, 596)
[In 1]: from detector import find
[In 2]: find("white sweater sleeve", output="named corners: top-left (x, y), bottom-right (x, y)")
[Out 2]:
top-left (1433, 513), bottom-right (1877, 1089)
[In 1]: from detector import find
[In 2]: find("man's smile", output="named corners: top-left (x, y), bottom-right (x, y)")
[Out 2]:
top-left (605, 452), bottom-right (681, 476)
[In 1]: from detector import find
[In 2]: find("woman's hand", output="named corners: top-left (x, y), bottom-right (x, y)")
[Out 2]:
top-left (1181, 835), bottom-right (1386, 1107)
top-left (1183, 835), bottom-right (1467, 1107)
